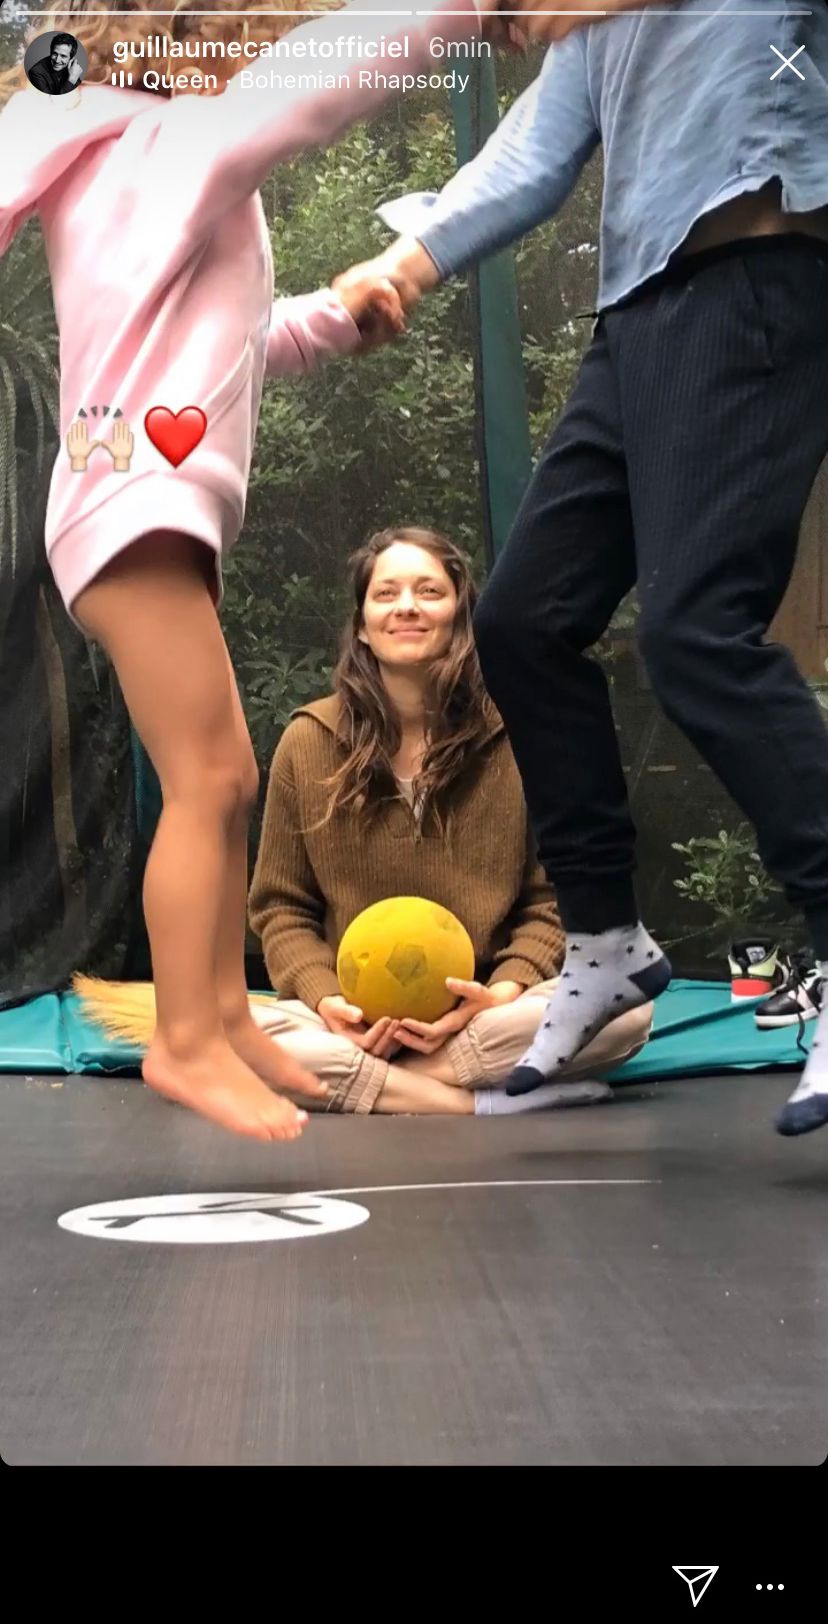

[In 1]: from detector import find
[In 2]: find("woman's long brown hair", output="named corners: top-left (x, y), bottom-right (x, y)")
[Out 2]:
top-left (319, 527), bottom-right (497, 830)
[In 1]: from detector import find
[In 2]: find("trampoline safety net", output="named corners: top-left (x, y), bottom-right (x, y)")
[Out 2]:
top-left (1, 31), bottom-right (825, 1004)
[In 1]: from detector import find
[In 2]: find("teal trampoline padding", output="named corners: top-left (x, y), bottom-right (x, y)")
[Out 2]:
top-left (0, 980), bottom-right (814, 1080)
top-left (607, 979), bottom-right (813, 1083)
top-left (0, 995), bottom-right (69, 1073)
top-left (60, 994), bottom-right (144, 1075)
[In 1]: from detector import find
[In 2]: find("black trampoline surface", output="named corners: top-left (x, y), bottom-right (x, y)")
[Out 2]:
top-left (2, 1070), bottom-right (826, 1466)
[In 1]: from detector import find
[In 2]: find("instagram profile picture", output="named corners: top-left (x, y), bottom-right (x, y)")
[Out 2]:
top-left (25, 31), bottom-right (87, 97)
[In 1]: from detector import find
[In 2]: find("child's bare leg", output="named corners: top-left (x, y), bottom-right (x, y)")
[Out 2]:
top-left (213, 671), bottom-right (327, 1102)
top-left (73, 534), bottom-right (312, 1142)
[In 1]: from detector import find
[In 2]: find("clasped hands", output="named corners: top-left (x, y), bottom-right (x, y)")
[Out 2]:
top-left (67, 417), bottom-right (134, 472)
top-left (332, 0), bottom-right (662, 350)
top-left (318, 977), bottom-right (524, 1060)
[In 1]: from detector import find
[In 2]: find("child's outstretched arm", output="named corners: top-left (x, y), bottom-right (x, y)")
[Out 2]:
top-left (266, 292), bottom-right (361, 377)
top-left (265, 278), bottom-right (404, 376)
top-left (163, 0), bottom-right (494, 248)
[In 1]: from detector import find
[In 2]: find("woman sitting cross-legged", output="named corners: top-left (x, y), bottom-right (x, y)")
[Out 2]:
top-left (248, 526), bottom-right (653, 1115)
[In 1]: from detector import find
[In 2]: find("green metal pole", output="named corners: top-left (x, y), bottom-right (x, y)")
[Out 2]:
top-left (451, 58), bottom-right (534, 561)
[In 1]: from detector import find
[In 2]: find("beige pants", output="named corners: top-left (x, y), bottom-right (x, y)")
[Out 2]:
top-left (251, 980), bottom-right (652, 1115)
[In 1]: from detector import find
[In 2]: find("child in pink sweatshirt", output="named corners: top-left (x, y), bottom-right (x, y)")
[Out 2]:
top-left (0, 0), bottom-right (492, 1143)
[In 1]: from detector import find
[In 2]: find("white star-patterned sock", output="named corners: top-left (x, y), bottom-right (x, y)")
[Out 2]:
top-left (507, 922), bottom-right (671, 1096)
top-left (474, 1079), bottom-right (612, 1116)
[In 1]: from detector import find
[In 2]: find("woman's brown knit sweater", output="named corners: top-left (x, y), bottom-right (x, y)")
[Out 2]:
top-left (249, 696), bottom-right (565, 1011)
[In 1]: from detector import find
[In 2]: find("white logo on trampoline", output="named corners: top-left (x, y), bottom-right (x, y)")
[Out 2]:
top-left (57, 1191), bottom-right (370, 1245)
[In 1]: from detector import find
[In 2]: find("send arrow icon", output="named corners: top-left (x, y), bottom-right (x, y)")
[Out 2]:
top-left (673, 1568), bottom-right (720, 1608)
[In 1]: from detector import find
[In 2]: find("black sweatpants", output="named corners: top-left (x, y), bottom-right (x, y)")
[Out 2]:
top-left (474, 236), bottom-right (828, 956)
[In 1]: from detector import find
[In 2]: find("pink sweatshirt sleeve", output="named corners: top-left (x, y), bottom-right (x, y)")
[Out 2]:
top-left (0, 1), bottom-right (480, 264)
top-left (162, 0), bottom-right (482, 248)
top-left (0, 90), bottom-right (139, 254)
top-left (266, 291), bottom-right (360, 376)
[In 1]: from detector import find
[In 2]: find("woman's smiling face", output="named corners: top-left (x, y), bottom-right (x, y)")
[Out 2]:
top-left (358, 541), bottom-right (458, 670)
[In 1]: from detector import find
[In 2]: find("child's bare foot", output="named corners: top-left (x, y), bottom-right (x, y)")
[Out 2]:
top-left (223, 1015), bottom-right (329, 1105)
top-left (143, 1035), bottom-right (308, 1142)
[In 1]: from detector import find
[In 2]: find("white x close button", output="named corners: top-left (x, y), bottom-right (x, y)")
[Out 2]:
top-left (770, 43), bottom-right (806, 81)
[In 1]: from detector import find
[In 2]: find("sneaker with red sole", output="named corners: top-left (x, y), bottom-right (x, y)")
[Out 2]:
top-left (727, 940), bottom-right (786, 1004)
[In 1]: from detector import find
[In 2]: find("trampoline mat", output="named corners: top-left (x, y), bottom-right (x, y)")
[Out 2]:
top-left (2, 1070), bottom-right (826, 1466)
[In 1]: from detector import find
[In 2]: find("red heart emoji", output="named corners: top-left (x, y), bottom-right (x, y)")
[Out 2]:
top-left (144, 406), bottom-right (207, 468)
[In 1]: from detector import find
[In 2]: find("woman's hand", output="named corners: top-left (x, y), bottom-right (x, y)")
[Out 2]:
top-left (317, 995), bottom-right (403, 1059)
top-left (317, 993), bottom-right (364, 1038)
top-left (359, 1017), bottom-right (404, 1059)
top-left (395, 978), bottom-right (525, 1055)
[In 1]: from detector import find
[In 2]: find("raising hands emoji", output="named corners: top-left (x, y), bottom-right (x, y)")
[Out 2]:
top-left (66, 417), bottom-right (97, 472)
top-left (98, 418), bottom-right (134, 472)
top-left (66, 411), bottom-right (134, 472)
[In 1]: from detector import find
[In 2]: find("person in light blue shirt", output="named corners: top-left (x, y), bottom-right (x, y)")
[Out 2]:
top-left (336, 0), bottom-right (828, 1138)
top-left (380, 0), bottom-right (828, 310)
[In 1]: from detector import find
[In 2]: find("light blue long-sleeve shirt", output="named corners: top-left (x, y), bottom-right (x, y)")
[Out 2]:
top-left (407, 0), bottom-right (828, 312)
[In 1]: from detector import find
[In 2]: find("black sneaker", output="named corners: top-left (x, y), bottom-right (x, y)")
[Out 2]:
top-left (755, 953), bottom-right (824, 1029)
top-left (727, 940), bottom-right (786, 1004)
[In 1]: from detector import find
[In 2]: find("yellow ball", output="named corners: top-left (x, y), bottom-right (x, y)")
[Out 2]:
top-left (337, 896), bottom-right (475, 1024)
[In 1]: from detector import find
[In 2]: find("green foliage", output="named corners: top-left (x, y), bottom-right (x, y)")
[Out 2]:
top-left (226, 100), bottom-right (488, 758)
top-left (0, 5), bottom-right (27, 71)
top-left (0, 229), bottom-right (59, 573)
top-left (671, 825), bottom-right (787, 951)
